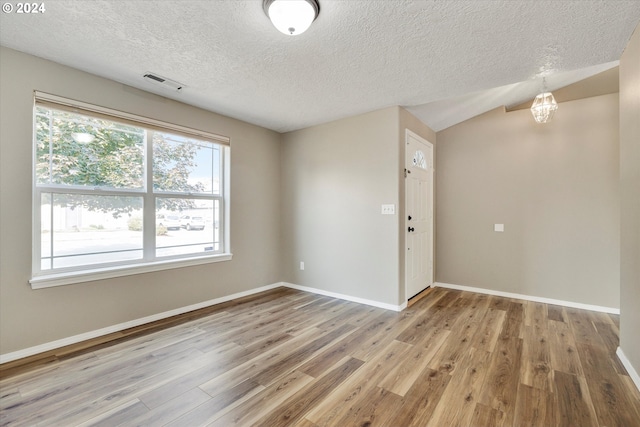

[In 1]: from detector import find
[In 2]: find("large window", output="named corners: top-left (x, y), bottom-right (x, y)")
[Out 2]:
top-left (32, 93), bottom-right (230, 287)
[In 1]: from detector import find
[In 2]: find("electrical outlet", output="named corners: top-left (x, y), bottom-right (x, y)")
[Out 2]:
top-left (381, 204), bottom-right (395, 215)
top-left (494, 224), bottom-right (504, 232)
top-left (300, 261), bottom-right (305, 270)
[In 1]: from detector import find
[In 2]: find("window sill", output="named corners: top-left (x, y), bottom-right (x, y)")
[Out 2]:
top-left (29, 253), bottom-right (233, 289)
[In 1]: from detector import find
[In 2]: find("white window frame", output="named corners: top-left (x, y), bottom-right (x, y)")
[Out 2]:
top-left (30, 92), bottom-right (231, 289)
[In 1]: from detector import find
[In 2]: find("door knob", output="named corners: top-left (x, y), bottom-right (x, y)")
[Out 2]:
top-left (408, 227), bottom-right (415, 232)
top-left (408, 215), bottom-right (412, 221)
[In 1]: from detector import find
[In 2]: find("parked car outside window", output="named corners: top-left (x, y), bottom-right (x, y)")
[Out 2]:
top-left (157, 214), bottom-right (181, 230)
top-left (180, 215), bottom-right (205, 231)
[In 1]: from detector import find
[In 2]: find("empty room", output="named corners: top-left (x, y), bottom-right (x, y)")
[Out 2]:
top-left (1, 1), bottom-right (640, 426)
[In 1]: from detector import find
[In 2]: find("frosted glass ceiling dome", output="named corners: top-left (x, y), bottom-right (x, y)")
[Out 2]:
top-left (263, 0), bottom-right (320, 36)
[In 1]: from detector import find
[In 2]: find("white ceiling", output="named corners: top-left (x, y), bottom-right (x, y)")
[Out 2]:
top-left (1, 1), bottom-right (639, 133)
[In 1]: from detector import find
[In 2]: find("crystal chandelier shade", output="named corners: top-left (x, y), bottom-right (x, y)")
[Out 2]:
top-left (530, 92), bottom-right (558, 123)
top-left (530, 76), bottom-right (558, 125)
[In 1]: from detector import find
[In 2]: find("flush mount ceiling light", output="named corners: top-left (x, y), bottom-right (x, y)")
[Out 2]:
top-left (263, 0), bottom-right (320, 36)
top-left (530, 77), bottom-right (558, 124)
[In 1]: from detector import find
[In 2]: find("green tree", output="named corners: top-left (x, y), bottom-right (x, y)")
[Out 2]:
top-left (36, 107), bottom-right (202, 217)
top-left (152, 132), bottom-right (205, 211)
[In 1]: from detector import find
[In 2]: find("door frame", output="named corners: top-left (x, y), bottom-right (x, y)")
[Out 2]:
top-left (404, 129), bottom-right (434, 303)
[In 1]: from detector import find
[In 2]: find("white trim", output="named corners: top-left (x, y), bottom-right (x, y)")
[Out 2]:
top-left (0, 282), bottom-right (406, 364)
top-left (434, 282), bottom-right (620, 314)
top-left (32, 100), bottom-right (232, 285)
top-left (30, 253), bottom-right (233, 289)
top-left (0, 282), bottom-right (278, 364)
top-left (34, 91), bottom-right (230, 145)
top-left (404, 129), bottom-right (435, 304)
top-left (617, 347), bottom-right (640, 393)
top-left (282, 282), bottom-right (406, 312)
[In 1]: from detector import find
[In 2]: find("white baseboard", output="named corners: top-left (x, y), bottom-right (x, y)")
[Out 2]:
top-left (0, 282), bottom-right (406, 365)
top-left (0, 283), bottom-right (282, 365)
top-left (617, 347), bottom-right (640, 393)
top-left (434, 282), bottom-right (620, 314)
top-left (3, 279), bottom-right (622, 366)
top-left (281, 282), bottom-right (406, 312)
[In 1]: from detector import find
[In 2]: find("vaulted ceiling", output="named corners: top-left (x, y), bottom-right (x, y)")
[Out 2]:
top-left (1, 1), bottom-right (639, 132)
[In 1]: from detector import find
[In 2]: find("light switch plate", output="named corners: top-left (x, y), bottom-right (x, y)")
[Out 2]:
top-left (381, 204), bottom-right (395, 215)
top-left (494, 224), bottom-right (504, 232)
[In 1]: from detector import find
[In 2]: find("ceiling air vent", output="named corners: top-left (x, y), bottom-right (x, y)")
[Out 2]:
top-left (142, 72), bottom-right (184, 92)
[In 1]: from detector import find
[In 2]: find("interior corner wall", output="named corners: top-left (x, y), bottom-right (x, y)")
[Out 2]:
top-left (280, 107), bottom-right (401, 306)
top-left (435, 94), bottom-right (620, 308)
top-left (619, 23), bottom-right (640, 376)
top-left (398, 108), bottom-right (437, 302)
top-left (0, 47), bottom-right (282, 354)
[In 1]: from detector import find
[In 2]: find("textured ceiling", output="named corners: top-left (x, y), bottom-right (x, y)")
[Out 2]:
top-left (1, 1), bottom-right (639, 133)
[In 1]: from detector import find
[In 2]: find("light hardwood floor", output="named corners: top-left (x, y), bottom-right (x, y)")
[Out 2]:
top-left (1, 286), bottom-right (640, 426)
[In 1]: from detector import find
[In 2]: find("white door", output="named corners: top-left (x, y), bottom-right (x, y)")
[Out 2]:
top-left (405, 130), bottom-right (434, 299)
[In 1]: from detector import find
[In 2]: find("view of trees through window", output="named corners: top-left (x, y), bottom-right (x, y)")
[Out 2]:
top-left (34, 106), bottom-right (224, 272)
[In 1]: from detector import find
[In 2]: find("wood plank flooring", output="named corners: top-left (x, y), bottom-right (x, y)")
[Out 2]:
top-left (1, 286), bottom-right (640, 426)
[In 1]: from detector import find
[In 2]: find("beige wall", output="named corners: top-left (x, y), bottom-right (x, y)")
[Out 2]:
top-left (280, 107), bottom-right (436, 307)
top-left (0, 47), bottom-right (282, 354)
top-left (619, 24), bottom-right (640, 374)
top-left (280, 107), bottom-right (402, 305)
top-left (436, 94), bottom-right (620, 308)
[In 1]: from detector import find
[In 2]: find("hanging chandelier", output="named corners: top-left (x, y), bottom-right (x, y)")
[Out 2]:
top-left (530, 78), bottom-right (558, 124)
